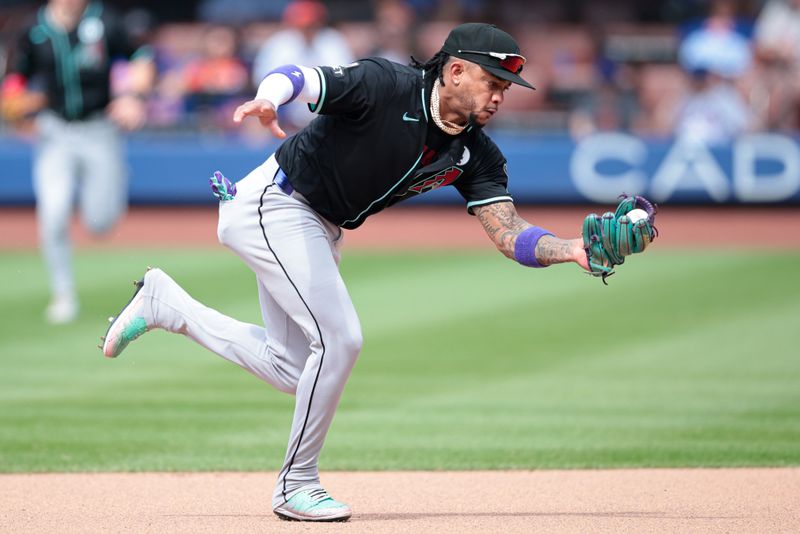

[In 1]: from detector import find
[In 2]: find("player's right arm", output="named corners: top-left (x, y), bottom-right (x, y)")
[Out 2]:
top-left (0, 74), bottom-right (46, 122)
top-left (232, 64), bottom-right (321, 138)
top-left (0, 25), bottom-right (46, 123)
top-left (474, 201), bottom-right (589, 270)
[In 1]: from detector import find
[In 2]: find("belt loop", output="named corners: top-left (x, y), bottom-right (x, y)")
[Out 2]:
top-left (274, 168), bottom-right (295, 196)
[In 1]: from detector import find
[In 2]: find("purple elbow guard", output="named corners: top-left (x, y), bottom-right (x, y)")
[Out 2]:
top-left (266, 64), bottom-right (305, 103)
top-left (514, 226), bottom-right (553, 268)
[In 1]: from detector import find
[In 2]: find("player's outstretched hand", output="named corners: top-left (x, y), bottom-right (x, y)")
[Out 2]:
top-left (232, 99), bottom-right (286, 139)
top-left (569, 238), bottom-right (591, 271)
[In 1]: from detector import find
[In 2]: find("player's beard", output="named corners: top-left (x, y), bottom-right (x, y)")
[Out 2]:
top-left (457, 98), bottom-right (486, 129)
top-left (467, 113), bottom-right (484, 129)
top-left (455, 92), bottom-right (489, 129)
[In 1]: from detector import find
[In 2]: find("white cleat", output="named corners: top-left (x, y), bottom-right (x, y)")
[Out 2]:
top-left (45, 293), bottom-right (79, 324)
top-left (273, 488), bottom-right (352, 522)
top-left (101, 268), bottom-right (154, 358)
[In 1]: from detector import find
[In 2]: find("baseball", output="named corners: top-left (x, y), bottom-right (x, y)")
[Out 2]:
top-left (626, 208), bottom-right (649, 223)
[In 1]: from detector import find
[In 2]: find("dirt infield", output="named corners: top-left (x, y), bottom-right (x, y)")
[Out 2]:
top-left (2, 205), bottom-right (800, 250)
top-left (3, 469), bottom-right (799, 533)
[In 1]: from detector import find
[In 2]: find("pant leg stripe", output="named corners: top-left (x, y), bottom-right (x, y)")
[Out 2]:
top-left (257, 181), bottom-right (326, 504)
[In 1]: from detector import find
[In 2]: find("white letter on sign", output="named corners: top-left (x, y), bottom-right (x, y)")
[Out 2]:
top-left (734, 134), bottom-right (800, 202)
top-left (650, 139), bottom-right (730, 202)
top-left (571, 133), bottom-right (647, 203)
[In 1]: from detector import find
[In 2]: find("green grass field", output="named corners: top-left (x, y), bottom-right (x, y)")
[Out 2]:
top-left (1, 248), bottom-right (799, 473)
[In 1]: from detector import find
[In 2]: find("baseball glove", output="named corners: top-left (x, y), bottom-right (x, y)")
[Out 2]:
top-left (582, 195), bottom-right (658, 284)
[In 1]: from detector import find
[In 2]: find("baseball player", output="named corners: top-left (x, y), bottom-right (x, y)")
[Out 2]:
top-left (1, 0), bottom-right (154, 323)
top-left (101, 23), bottom-right (655, 522)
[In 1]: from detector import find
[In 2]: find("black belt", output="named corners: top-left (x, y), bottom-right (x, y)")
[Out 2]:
top-left (275, 168), bottom-right (294, 196)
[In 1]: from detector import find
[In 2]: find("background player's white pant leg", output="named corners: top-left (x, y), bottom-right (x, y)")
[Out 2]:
top-left (33, 112), bottom-right (79, 298)
top-left (77, 118), bottom-right (128, 234)
top-left (217, 158), bottom-right (362, 508)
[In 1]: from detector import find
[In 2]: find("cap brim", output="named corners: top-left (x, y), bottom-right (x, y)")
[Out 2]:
top-left (482, 64), bottom-right (535, 90)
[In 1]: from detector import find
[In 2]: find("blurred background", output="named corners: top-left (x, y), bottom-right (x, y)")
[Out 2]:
top-left (1, 0), bottom-right (800, 206)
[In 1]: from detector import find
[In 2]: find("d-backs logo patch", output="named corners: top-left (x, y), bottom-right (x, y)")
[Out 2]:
top-left (408, 166), bottom-right (463, 194)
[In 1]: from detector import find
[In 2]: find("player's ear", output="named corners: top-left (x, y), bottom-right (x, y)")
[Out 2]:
top-left (448, 59), bottom-right (466, 86)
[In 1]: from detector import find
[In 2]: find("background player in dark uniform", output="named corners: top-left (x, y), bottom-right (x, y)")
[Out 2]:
top-left (101, 23), bottom-right (590, 522)
top-left (1, 0), bottom-right (154, 323)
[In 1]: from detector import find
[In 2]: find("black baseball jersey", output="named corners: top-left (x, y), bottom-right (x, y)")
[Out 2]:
top-left (9, 2), bottom-right (145, 121)
top-left (275, 58), bottom-right (512, 230)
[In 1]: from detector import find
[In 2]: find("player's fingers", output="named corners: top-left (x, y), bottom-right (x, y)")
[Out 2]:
top-left (232, 102), bottom-right (255, 123)
top-left (233, 100), bottom-right (269, 123)
top-left (261, 116), bottom-right (286, 139)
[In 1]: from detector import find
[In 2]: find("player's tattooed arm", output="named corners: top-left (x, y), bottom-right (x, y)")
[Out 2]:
top-left (474, 202), bottom-right (589, 269)
top-left (474, 201), bottom-right (531, 259)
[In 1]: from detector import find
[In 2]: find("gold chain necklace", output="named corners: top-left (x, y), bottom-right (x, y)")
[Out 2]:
top-left (430, 78), bottom-right (466, 136)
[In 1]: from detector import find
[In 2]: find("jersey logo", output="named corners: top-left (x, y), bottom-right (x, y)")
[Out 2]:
top-left (402, 112), bottom-right (420, 122)
top-left (332, 62), bottom-right (359, 77)
top-left (457, 146), bottom-right (471, 165)
top-left (78, 17), bottom-right (104, 44)
top-left (408, 166), bottom-right (463, 194)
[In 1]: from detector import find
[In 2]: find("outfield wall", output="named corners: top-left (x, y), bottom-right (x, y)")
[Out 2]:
top-left (2, 132), bottom-right (799, 205)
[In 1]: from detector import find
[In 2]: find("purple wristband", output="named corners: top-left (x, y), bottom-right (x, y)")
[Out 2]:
top-left (514, 226), bottom-right (553, 268)
top-left (265, 64), bottom-right (305, 103)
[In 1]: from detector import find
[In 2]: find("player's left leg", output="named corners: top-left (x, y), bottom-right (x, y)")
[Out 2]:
top-left (216, 158), bottom-right (359, 518)
top-left (103, 266), bottom-right (306, 394)
top-left (78, 117), bottom-right (127, 235)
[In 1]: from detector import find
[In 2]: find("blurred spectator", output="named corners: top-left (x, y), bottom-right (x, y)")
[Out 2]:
top-left (251, 0), bottom-right (354, 131)
top-left (182, 24), bottom-right (250, 130)
top-left (673, 69), bottom-right (753, 144)
top-left (568, 28), bottom-right (643, 138)
top-left (370, 0), bottom-right (417, 64)
top-left (678, 0), bottom-right (753, 79)
top-left (569, 63), bottom-right (643, 138)
top-left (673, 0), bottom-right (754, 144)
top-left (753, 0), bottom-right (800, 130)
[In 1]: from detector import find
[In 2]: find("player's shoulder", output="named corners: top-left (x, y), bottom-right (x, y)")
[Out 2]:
top-left (327, 57), bottom-right (421, 96)
top-left (85, 1), bottom-right (120, 22)
top-left (12, 8), bottom-right (40, 37)
top-left (355, 57), bottom-right (420, 84)
top-left (12, 10), bottom-right (48, 47)
top-left (351, 57), bottom-right (398, 73)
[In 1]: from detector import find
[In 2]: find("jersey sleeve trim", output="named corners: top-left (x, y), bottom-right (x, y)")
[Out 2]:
top-left (420, 69), bottom-right (429, 122)
top-left (308, 66), bottom-right (326, 113)
top-left (466, 195), bottom-right (513, 212)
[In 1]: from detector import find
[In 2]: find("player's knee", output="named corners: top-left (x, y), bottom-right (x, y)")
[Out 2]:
top-left (275, 378), bottom-right (299, 396)
top-left (339, 327), bottom-right (363, 364)
top-left (84, 213), bottom-right (118, 235)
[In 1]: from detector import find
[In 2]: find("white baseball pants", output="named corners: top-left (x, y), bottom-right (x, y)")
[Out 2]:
top-left (34, 111), bottom-right (127, 298)
top-left (140, 155), bottom-right (362, 508)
